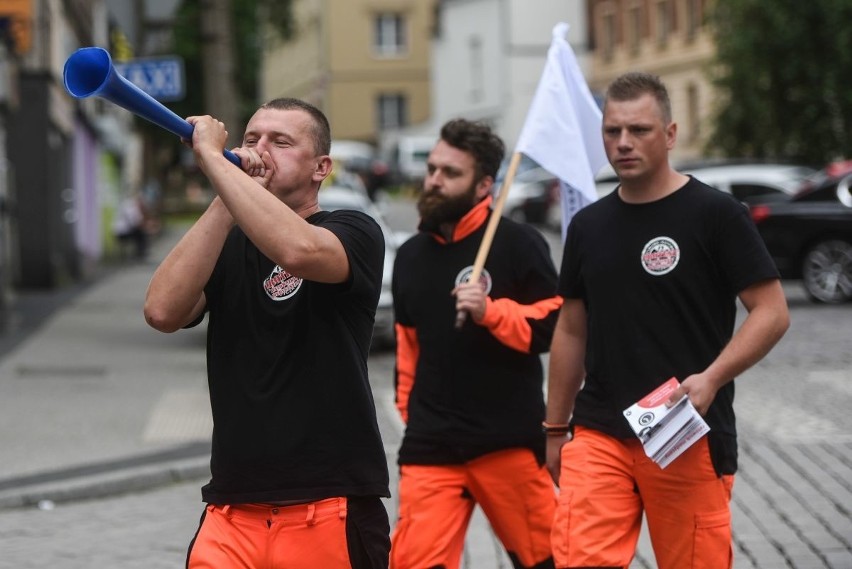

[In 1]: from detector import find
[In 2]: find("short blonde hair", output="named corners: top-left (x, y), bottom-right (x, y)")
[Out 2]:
top-left (604, 72), bottom-right (672, 124)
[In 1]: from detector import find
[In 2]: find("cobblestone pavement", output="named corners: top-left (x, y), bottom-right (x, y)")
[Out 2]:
top-left (1, 387), bottom-right (850, 569)
top-left (0, 479), bottom-right (201, 569)
top-left (1, 396), bottom-right (849, 569)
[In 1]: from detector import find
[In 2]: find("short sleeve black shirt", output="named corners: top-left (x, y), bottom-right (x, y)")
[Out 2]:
top-left (199, 209), bottom-right (390, 503)
top-left (558, 178), bottom-right (779, 473)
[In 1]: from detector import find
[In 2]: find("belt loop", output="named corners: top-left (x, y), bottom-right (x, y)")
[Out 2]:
top-left (338, 497), bottom-right (348, 519)
top-left (305, 503), bottom-right (316, 526)
top-left (222, 505), bottom-right (232, 519)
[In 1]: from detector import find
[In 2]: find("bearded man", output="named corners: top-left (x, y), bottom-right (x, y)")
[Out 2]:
top-left (388, 119), bottom-right (562, 569)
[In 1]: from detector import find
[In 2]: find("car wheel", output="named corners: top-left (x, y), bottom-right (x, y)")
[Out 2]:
top-left (801, 239), bottom-right (852, 303)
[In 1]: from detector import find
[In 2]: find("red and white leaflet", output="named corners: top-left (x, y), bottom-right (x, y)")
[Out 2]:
top-left (623, 377), bottom-right (710, 468)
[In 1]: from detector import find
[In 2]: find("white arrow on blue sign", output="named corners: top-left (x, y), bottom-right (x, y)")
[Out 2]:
top-left (114, 56), bottom-right (186, 102)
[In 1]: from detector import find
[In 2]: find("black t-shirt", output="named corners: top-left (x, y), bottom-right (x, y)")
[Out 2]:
top-left (558, 177), bottom-right (779, 474)
top-left (198, 209), bottom-right (390, 503)
top-left (393, 213), bottom-right (559, 465)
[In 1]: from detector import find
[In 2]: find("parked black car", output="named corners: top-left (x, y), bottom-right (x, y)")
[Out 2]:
top-left (749, 161), bottom-right (852, 303)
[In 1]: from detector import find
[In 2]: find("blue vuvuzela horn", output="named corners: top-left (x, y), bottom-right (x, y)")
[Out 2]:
top-left (63, 47), bottom-right (241, 167)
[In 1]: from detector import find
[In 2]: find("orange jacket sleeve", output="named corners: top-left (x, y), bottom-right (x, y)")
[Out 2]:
top-left (394, 323), bottom-right (419, 423)
top-left (478, 295), bottom-right (563, 354)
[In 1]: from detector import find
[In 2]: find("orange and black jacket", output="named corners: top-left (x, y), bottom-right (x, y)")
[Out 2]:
top-left (392, 197), bottom-right (562, 465)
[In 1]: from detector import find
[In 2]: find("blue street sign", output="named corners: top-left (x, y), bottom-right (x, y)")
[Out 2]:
top-left (114, 56), bottom-right (185, 102)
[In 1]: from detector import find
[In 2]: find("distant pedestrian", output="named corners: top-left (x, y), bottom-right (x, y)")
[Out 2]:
top-left (144, 98), bottom-right (390, 568)
top-left (545, 71), bottom-right (790, 568)
top-left (113, 192), bottom-right (148, 260)
top-left (389, 119), bottom-right (561, 569)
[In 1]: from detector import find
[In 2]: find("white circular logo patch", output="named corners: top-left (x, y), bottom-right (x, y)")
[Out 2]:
top-left (263, 265), bottom-right (303, 301)
top-left (454, 266), bottom-right (493, 295)
top-left (641, 236), bottom-right (680, 276)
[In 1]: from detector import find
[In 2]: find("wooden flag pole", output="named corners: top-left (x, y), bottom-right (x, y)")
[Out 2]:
top-left (455, 151), bottom-right (523, 329)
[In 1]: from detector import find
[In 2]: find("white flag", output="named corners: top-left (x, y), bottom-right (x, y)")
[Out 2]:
top-left (515, 22), bottom-right (608, 241)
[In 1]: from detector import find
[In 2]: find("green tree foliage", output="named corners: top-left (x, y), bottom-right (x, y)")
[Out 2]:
top-left (138, 0), bottom-right (292, 156)
top-left (171, 0), bottom-right (293, 127)
top-left (707, 0), bottom-right (852, 165)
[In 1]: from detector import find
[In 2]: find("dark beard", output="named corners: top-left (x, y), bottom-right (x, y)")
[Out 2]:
top-left (417, 184), bottom-right (478, 232)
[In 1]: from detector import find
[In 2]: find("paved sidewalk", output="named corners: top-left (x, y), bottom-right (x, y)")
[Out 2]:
top-left (0, 221), bottom-right (850, 568)
top-left (0, 225), bottom-right (212, 509)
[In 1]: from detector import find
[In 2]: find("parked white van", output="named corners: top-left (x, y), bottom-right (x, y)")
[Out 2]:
top-left (380, 134), bottom-right (437, 185)
top-left (682, 163), bottom-right (817, 203)
top-left (595, 162), bottom-right (817, 203)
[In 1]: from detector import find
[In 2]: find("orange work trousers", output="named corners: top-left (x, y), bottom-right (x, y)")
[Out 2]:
top-left (187, 496), bottom-right (390, 569)
top-left (552, 426), bottom-right (734, 569)
top-left (390, 448), bottom-right (556, 569)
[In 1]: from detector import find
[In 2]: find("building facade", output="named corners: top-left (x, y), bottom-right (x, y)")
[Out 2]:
top-left (260, 0), bottom-right (435, 145)
top-left (3, 0), bottom-right (97, 288)
top-left (0, 0), bottom-right (147, 297)
top-left (429, 0), bottom-right (586, 153)
top-left (586, 0), bottom-right (714, 162)
top-left (0, 39), bottom-right (18, 314)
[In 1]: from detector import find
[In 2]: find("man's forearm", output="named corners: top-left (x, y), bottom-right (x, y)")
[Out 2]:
top-left (546, 330), bottom-right (585, 425)
top-left (703, 279), bottom-right (790, 391)
top-left (144, 197), bottom-right (233, 332)
top-left (546, 303), bottom-right (587, 425)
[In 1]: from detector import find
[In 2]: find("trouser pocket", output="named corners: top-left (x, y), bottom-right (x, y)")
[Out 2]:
top-left (692, 509), bottom-right (732, 569)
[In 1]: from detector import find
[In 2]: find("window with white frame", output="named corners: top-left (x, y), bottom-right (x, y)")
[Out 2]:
top-left (469, 35), bottom-right (484, 102)
top-left (685, 0), bottom-right (702, 40)
top-left (656, 0), bottom-right (671, 45)
top-left (374, 13), bottom-right (407, 56)
top-left (376, 94), bottom-right (408, 130)
top-left (687, 83), bottom-right (700, 142)
top-left (601, 11), bottom-right (616, 61)
top-left (628, 3), bottom-right (643, 54)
